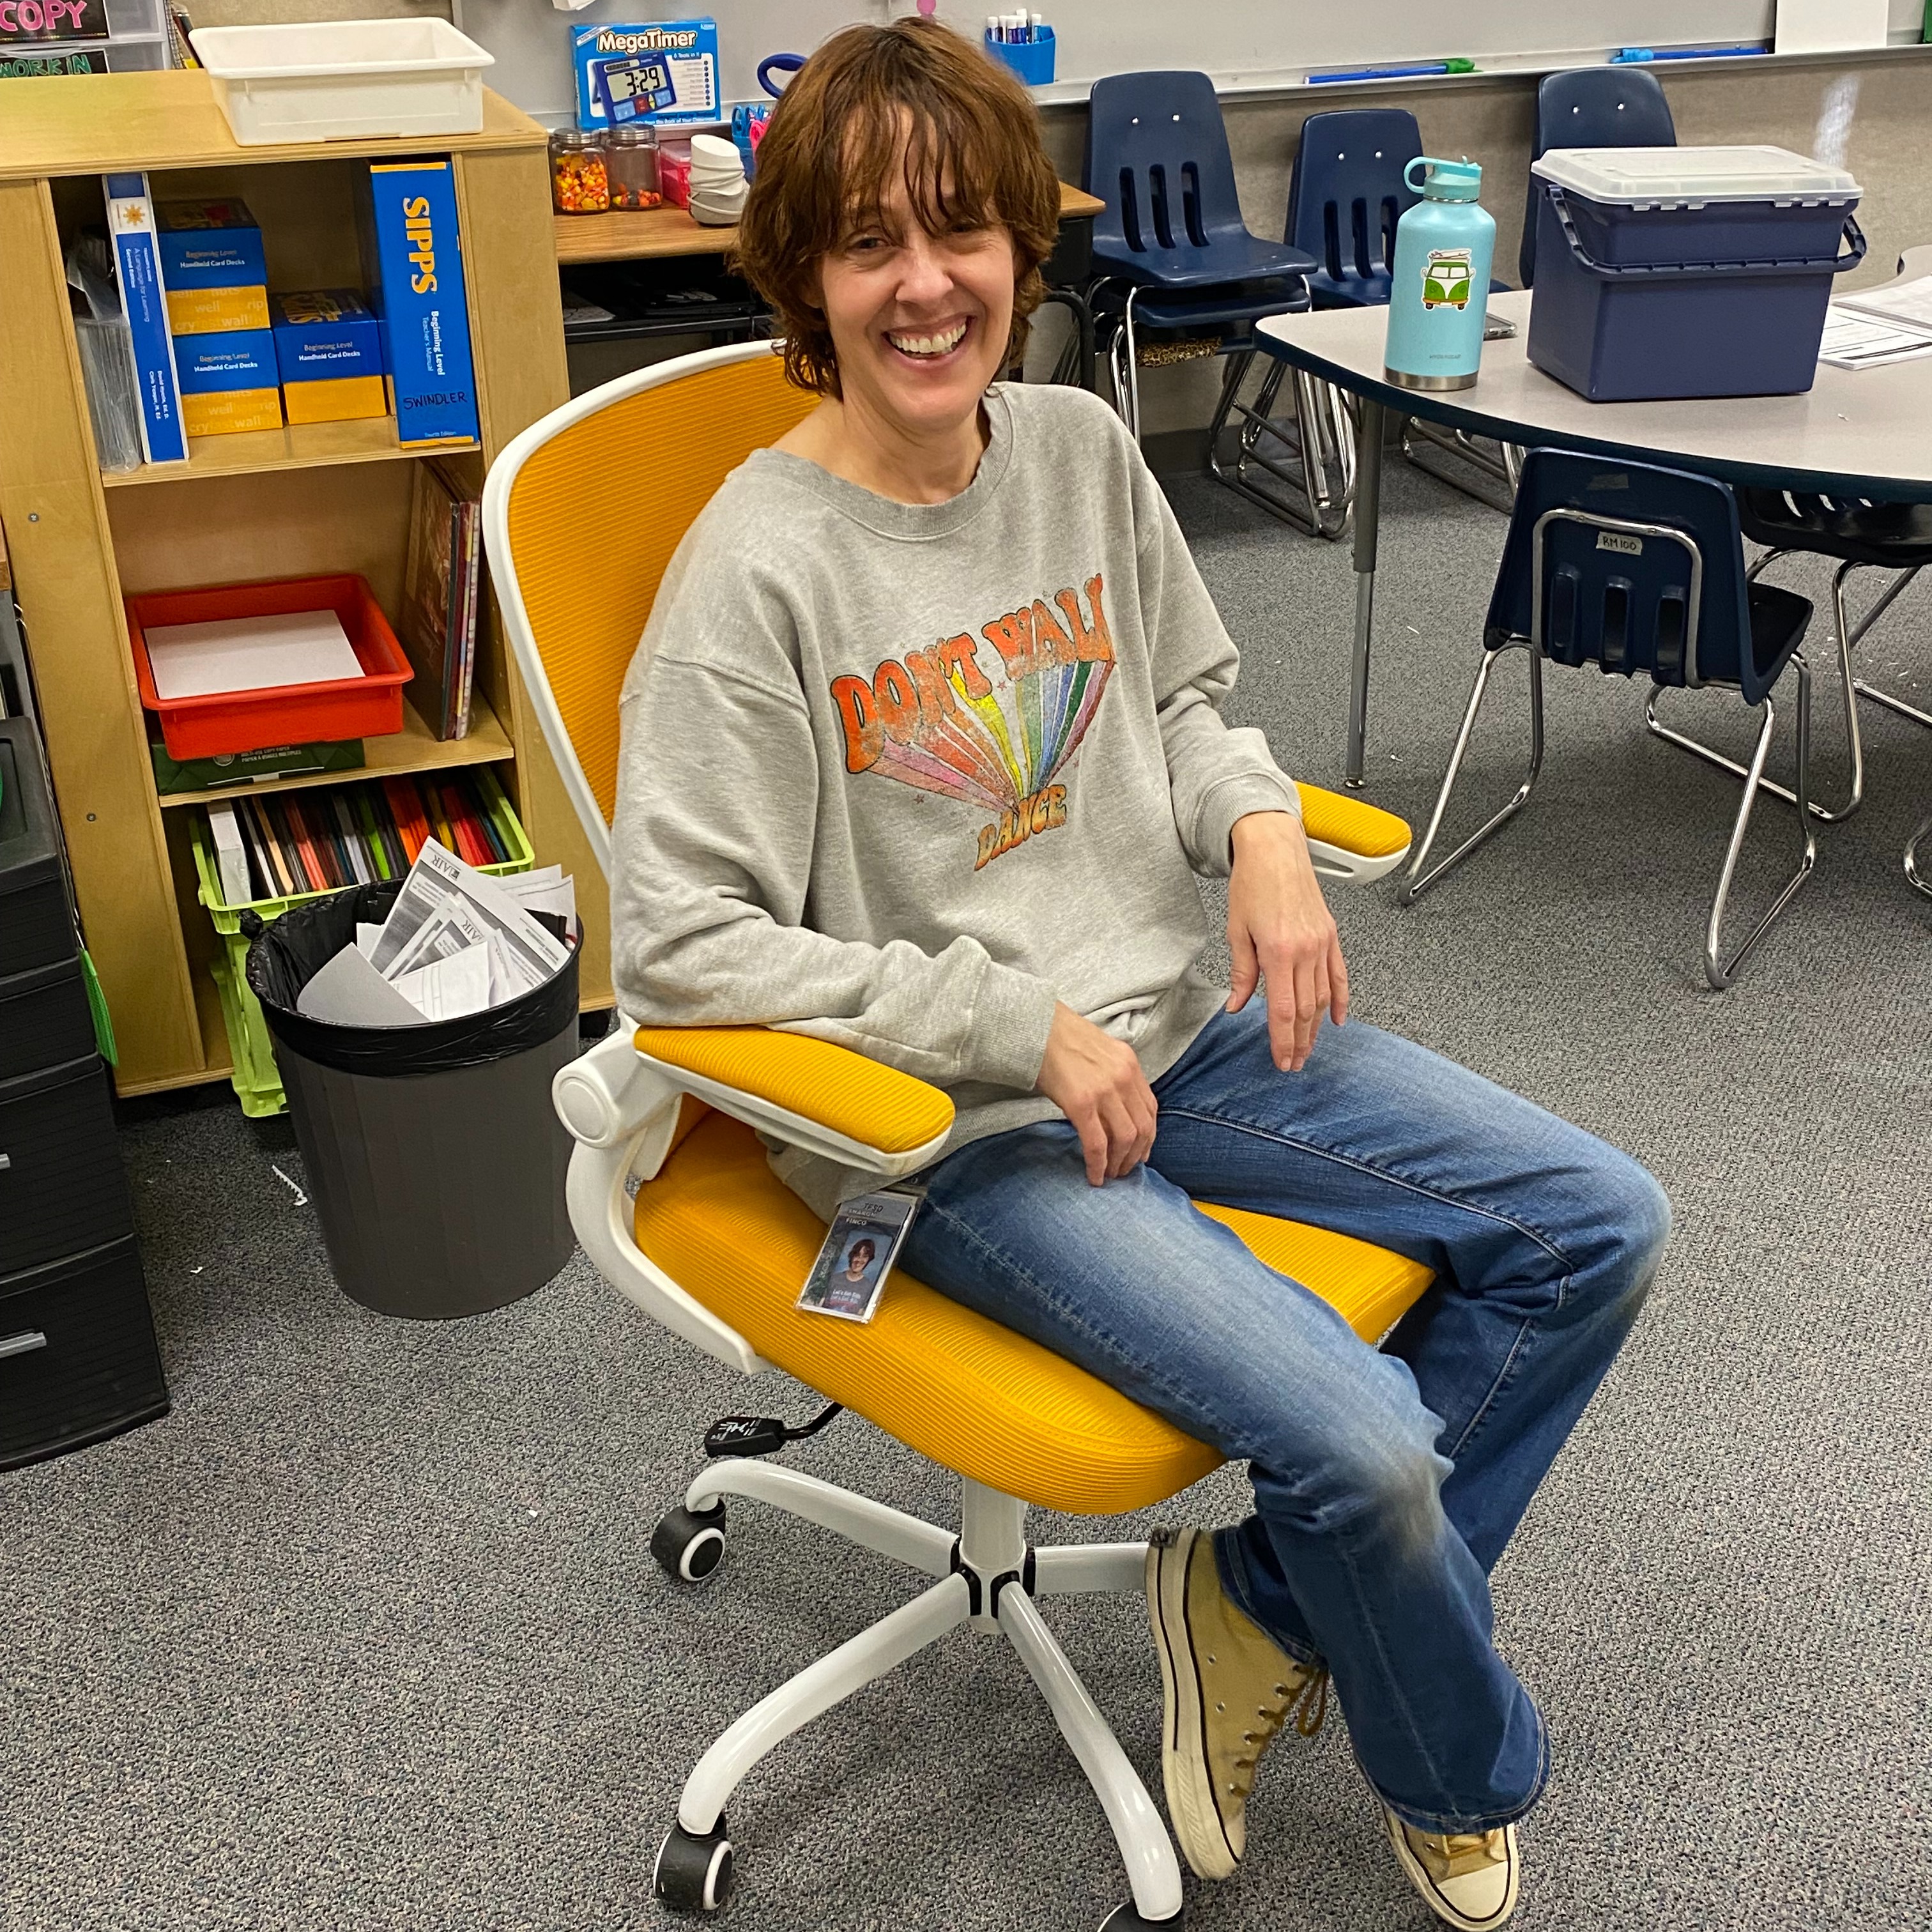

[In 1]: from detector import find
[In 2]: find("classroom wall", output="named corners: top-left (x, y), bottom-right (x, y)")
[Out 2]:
top-left (185, 0), bottom-right (446, 23)
top-left (1032, 52), bottom-right (1932, 466)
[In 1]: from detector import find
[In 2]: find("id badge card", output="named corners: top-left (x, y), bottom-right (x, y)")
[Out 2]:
top-left (797, 1188), bottom-right (921, 1324)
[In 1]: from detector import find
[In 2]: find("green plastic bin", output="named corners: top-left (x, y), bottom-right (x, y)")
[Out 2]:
top-left (188, 768), bottom-right (533, 1117)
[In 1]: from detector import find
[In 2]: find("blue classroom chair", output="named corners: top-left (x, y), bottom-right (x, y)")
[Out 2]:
top-left (1084, 72), bottom-right (1345, 534)
top-left (1400, 449), bottom-right (1819, 990)
top-left (1286, 107), bottom-right (1422, 309)
top-left (1520, 68), bottom-right (1676, 288)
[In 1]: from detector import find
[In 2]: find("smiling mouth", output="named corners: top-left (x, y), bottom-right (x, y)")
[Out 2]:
top-left (885, 319), bottom-right (970, 359)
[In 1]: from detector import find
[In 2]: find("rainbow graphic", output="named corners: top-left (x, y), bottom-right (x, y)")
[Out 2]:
top-left (833, 576), bottom-right (1117, 869)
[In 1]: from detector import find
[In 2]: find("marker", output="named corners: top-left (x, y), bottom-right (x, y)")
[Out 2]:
top-left (1611, 45), bottom-right (1767, 62)
top-left (1309, 58), bottom-right (1477, 85)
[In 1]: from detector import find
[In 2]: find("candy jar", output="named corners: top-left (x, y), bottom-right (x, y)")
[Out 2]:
top-left (550, 128), bottom-right (610, 215)
top-left (604, 124), bottom-right (663, 210)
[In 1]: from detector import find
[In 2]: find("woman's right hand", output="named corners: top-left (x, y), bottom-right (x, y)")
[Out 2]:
top-left (1035, 1002), bottom-right (1158, 1186)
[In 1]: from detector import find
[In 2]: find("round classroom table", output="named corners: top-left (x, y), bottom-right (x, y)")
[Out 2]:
top-left (1255, 285), bottom-right (1932, 788)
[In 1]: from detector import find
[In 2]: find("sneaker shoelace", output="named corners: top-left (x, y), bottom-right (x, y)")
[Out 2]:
top-left (1412, 1827), bottom-right (1509, 1883)
top-left (1227, 1665), bottom-right (1330, 1798)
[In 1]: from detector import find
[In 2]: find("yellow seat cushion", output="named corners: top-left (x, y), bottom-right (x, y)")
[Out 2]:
top-left (636, 1027), bottom-right (955, 1157)
top-left (634, 1110), bottom-right (1434, 1516)
top-left (1296, 781), bottom-right (1412, 859)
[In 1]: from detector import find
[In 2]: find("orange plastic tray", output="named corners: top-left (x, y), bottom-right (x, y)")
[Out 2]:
top-left (128, 573), bottom-right (413, 760)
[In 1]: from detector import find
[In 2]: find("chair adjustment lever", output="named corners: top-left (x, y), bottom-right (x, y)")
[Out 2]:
top-left (702, 1402), bottom-right (843, 1459)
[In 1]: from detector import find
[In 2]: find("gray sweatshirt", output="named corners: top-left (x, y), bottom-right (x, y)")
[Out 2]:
top-left (611, 381), bottom-right (1301, 1216)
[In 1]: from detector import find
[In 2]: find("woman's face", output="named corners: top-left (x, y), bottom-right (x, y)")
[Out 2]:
top-left (816, 146), bottom-right (1017, 442)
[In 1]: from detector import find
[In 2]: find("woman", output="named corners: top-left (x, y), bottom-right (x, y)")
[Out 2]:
top-left (611, 20), bottom-right (1668, 1929)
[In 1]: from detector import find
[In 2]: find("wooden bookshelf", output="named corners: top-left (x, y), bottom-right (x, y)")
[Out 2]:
top-left (152, 695), bottom-right (514, 810)
top-left (101, 418), bottom-right (480, 489)
top-left (0, 72), bottom-right (610, 1103)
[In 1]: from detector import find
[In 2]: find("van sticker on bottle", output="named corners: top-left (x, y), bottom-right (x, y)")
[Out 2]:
top-left (1422, 250), bottom-right (1474, 310)
top-left (1597, 532), bottom-right (1644, 555)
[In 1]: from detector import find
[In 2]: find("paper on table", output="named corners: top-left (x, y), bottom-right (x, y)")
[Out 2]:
top-left (144, 609), bottom-right (362, 702)
top-left (296, 943), bottom-right (429, 1027)
top-left (1837, 277), bottom-right (1932, 332)
top-left (1818, 305), bottom-right (1932, 371)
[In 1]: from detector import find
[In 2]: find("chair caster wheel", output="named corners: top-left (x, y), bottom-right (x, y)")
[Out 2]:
top-left (654, 1820), bottom-right (735, 1913)
top-left (652, 1502), bottom-right (726, 1583)
top-left (1099, 1906), bottom-right (1183, 1930)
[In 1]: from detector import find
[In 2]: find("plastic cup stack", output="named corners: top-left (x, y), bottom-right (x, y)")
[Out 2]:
top-left (687, 133), bottom-right (749, 225)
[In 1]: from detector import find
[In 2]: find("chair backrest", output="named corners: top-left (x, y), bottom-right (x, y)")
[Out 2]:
top-left (1486, 448), bottom-right (1768, 699)
top-left (1284, 109), bottom-right (1422, 307)
top-left (1084, 70), bottom-right (1254, 280)
top-left (1519, 67), bottom-right (1676, 287)
top-left (481, 341), bottom-right (816, 875)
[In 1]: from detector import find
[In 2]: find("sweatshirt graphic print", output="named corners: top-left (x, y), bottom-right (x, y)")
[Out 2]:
top-left (831, 572), bottom-right (1114, 872)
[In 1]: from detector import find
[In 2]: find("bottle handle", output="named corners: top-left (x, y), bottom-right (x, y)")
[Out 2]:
top-left (1404, 157), bottom-right (1429, 194)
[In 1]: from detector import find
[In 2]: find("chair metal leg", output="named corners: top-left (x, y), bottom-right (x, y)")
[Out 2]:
top-left (1704, 659), bottom-right (1818, 989)
top-left (1398, 640), bottom-right (1544, 905)
top-left (677, 1572), bottom-right (973, 1834)
top-left (1654, 559), bottom-right (1921, 822)
top-left (1906, 813), bottom-right (1932, 898)
top-left (1206, 351), bottom-right (1354, 539)
top-left (1400, 415), bottom-right (1519, 512)
top-left (1001, 1586), bottom-right (1185, 1925)
top-left (1848, 564), bottom-right (1930, 727)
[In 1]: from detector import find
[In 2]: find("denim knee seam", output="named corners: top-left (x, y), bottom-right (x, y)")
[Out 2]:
top-left (1160, 1104), bottom-right (1583, 1302)
top-left (1442, 1313), bottom-right (1537, 1466)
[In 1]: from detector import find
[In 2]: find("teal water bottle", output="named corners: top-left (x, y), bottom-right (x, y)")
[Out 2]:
top-left (1384, 157), bottom-right (1495, 392)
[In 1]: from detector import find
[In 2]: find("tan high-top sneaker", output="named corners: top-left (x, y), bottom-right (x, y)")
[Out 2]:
top-left (1145, 1526), bottom-right (1329, 1880)
top-left (1385, 1811), bottom-right (1521, 1929)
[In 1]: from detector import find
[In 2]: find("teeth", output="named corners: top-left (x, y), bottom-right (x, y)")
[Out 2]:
top-left (888, 322), bottom-right (967, 357)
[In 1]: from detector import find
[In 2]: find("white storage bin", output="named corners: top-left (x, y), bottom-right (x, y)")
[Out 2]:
top-left (187, 18), bottom-right (494, 147)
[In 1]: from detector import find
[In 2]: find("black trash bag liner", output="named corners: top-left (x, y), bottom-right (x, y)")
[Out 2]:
top-left (243, 880), bottom-right (579, 1078)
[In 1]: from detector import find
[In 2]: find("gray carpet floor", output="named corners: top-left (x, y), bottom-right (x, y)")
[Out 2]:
top-left (6, 456), bottom-right (1930, 1932)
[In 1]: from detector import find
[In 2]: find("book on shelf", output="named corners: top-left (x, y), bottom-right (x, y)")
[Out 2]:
top-left (399, 457), bottom-right (482, 741)
top-left (208, 770), bottom-right (512, 907)
top-left (102, 172), bottom-right (187, 466)
top-left (361, 159), bottom-right (480, 448)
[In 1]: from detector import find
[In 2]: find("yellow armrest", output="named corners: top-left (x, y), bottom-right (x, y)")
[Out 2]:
top-left (633, 1026), bottom-right (956, 1158)
top-left (1296, 782), bottom-right (1411, 859)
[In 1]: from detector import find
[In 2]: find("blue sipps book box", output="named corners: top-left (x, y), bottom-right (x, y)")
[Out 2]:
top-left (362, 160), bottom-right (480, 448)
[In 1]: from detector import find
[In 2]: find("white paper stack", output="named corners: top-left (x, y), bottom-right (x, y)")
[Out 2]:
top-left (295, 839), bottom-right (576, 1027)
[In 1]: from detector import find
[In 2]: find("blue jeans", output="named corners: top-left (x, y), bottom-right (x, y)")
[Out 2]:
top-left (900, 1005), bottom-right (1667, 1835)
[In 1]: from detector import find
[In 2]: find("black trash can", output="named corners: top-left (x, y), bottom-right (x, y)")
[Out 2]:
top-left (244, 879), bottom-right (578, 1320)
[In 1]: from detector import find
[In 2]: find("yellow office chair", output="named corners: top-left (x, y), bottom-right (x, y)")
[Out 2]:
top-left (483, 341), bottom-right (1428, 1930)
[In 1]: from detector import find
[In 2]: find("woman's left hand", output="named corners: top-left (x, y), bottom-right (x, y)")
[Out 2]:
top-left (1226, 811), bottom-right (1349, 1073)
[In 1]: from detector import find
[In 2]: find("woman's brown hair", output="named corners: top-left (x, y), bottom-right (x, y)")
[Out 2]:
top-left (732, 18), bottom-right (1061, 399)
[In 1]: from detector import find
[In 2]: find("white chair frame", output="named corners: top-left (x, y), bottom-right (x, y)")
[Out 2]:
top-left (487, 342), bottom-right (1217, 1928)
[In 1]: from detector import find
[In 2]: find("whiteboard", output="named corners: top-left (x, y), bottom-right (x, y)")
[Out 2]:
top-left (454, 0), bottom-right (1921, 129)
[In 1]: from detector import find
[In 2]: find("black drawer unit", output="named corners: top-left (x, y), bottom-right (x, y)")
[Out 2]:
top-left (0, 956), bottom-right (96, 1083)
top-left (0, 1054), bottom-right (133, 1280)
top-left (0, 1238), bottom-right (169, 1470)
top-left (0, 717), bottom-right (73, 981)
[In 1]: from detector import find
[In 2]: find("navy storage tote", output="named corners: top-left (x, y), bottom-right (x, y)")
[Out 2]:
top-left (1526, 146), bottom-right (1864, 402)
